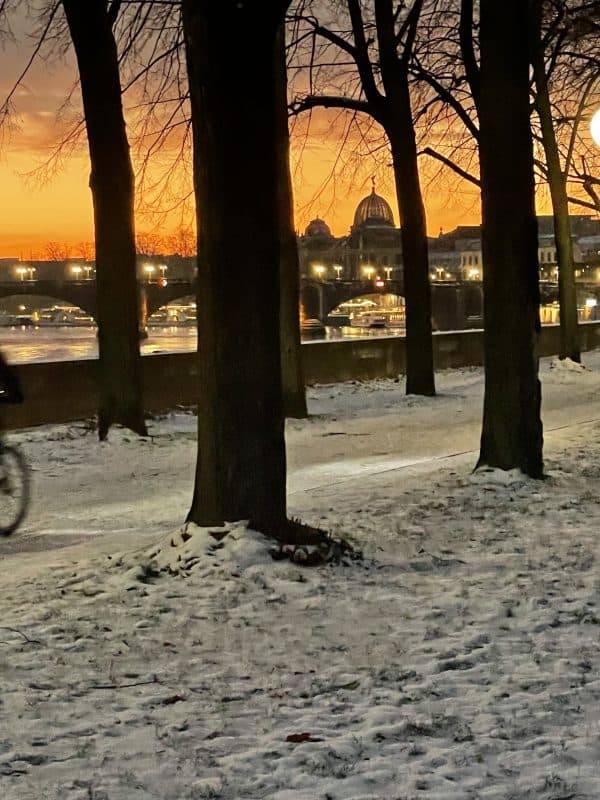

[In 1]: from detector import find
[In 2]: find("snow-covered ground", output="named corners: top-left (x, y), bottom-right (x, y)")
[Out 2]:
top-left (1, 352), bottom-right (600, 799)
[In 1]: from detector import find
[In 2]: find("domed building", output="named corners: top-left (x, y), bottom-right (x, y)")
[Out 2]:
top-left (304, 217), bottom-right (333, 239)
top-left (352, 187), bottom-right (395, 230)
top-left (297, 182), bottom-right (403, 282)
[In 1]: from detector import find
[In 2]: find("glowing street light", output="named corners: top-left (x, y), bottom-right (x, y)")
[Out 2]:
top-left (313, 264), bottom-right (326, 280)
top-left (591, 109), bottom-right (600, 146)
top-left (16, 267), bottom-right (27, 282)
top-left (84, 265), bottom-right (94, 280)
top-left (144, 264), bottom-right (156, 283)
top-left (71, 265), bottom-right (83, 279)
top-left (333, 265), bottom-right (343, 280)
top-left (362, 264), bottom-right (375, 280)
top-left (26, 266), bottom-right (36, 281)
top-left (384, 266), bottom-right (393, 280)
top-left (159, 264), bottom-right (168, 278)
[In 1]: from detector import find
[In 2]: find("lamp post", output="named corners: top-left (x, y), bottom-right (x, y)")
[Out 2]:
top-left (144, 264), bottom-right (156, 283)
top-left (362, 265), bottom-right (375, 281)
top-left (84, 265), bottom-right (93, 280)
top-left (384, 266), bottom-right (393, 281)
top-left (27, 266), bottom-right (36, 281)
top-left (159, 264), bottom-right (167, 278)
top-left (313, 264), bottom-right (326, 280)
top-left (71, 265), bottom-right (83, 280)
top-left (16, 267), bottom-right (26, 282)
top-left (333, 264), bottom-right (343, 280)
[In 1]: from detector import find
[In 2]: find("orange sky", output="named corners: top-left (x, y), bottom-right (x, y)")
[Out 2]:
top-left (0, 35), bottom-right (484, 259)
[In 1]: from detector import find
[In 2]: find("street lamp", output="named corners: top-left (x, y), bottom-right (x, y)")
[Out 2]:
top-left (71, 265), bottom-right (83, 280)
top-left (159, 264), bottom-right (168, 278)
top-left (384, 266), bottom-right (393, 281)
top-left (16, 267), bottom-right (26, 282)
top-left (27, 266), bottom-right (36, 281)
top-left (84, 265), bottom-right (94, 280)
top-left (313, 264), bottom-right (326, 280)
top-left (333, 264), bottom-right (343, 280)
top-left (144, 264), bottom-right (156, 283)
top-left (362, 265), bottom-right (375, 280)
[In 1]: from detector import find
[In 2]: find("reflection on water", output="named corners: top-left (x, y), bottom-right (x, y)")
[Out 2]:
top-left (0, 326), bottom-right (198, 365)
top-left (0, 323), bottom-right (405, 364)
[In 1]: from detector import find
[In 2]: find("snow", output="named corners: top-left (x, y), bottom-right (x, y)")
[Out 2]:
top-left (2, 351), bottom-right (600, 799)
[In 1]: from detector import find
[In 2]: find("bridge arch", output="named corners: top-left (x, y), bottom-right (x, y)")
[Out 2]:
top-left (300, 278), bottom-right (404, 321)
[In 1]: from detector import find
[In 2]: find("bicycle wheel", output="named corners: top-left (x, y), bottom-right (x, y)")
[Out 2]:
top-left (0, 444), bottom-right (30, 535)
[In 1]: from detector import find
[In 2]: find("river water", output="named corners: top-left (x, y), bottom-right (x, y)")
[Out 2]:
top-left (0, 325), bottom-right (405, 365)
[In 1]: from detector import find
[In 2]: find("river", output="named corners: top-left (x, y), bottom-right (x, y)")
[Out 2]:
top-left (0, 324), bottom-right (406, 365)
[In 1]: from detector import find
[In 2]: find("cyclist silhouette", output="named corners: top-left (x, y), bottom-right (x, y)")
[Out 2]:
top-left (0, 351), bottom-right (23, 405)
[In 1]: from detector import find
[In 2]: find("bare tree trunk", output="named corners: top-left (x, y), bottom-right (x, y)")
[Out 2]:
top-left (477, 0), bottom-right (544, 477)
top-left (531, 0), bottom-right (580, 362)
top-left (376, 0), bottom-right (435, 397)
top-left (62, 0), bottom-right (147, 440)
top-left (183, 0), bottom-right (288, 528)
top-left (388, 86), bottom-right (435, 396)
top-left (275, 26), bottom-right (308, 419)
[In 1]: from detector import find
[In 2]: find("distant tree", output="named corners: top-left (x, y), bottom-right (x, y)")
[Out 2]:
top-left (165, 226), bottom-right (195, 257)
top-left (136, 230), bottom-right (165, 257)
top-left (62, 0), bottom-right (147, 440)
top-left (476, 0), bottom-right (544, 477)
top-left (290, 0), bottom-right (436, 397)
top-left (75, 241), bottom-right (95, 262)
top-left (275, 25), bottom-right (307, 419)
top-left (44, 241), bottom-right (71, 261)
top-left (530, 0), bottom-right (580, 362)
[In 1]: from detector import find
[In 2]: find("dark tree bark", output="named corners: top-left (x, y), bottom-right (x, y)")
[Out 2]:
top-left (183, 0), bottom-right (289, 528)
top-left (375, 1), bottom-right (434, 398)
top-left (290, 0), bottom-right (435, 397)
top-left (62, 0), bottom-right (147, 440)
top-left (477, 0), bottom-right (544, 477)
top-left (275, 26), bottom-right (308, 419)
top-left (530, 0), bottom-right (580, 362)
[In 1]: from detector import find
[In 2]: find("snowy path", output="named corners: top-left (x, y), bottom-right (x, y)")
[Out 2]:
top-left (1, 354), bottom-right (600, 799)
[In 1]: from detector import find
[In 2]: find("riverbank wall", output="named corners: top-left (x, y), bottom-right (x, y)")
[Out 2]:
top-left (4, 322), bottom-right (600, 430)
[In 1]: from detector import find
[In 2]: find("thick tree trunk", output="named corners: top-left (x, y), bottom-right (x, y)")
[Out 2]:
top-left (183, 0), bottom-right (288, 528)
top-left (275, 26), bottom-right (308, 419)
top-left (477, 0), bottom-right (544, 477)
top-left (531, 1), bottom-right (580, 362)
top-left (388, 89), bottom-right (435, 396)
top-left (62, 0), bottom-right (147, 440)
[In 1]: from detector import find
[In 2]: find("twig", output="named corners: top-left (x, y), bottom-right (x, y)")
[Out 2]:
top-left (0, 626), bottom-right (42, 645)
top-left (91, 676), bottom-right (160, 690)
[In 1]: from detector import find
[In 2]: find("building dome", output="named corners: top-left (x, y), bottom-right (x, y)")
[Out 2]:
top-left (304, 217), bottom-right (332, 238)
top-left (353, 186), bottom-right (395, 228)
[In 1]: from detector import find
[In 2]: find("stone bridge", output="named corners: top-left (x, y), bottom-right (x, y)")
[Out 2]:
top-left (0, 279), bottom-right (195, 328)
top-left (0, 275), bottom-right (575, 332)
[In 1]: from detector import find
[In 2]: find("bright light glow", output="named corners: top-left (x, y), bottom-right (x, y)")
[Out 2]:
top-left (362, 265), bottom-right (375, 280)
top-left (71, 265), bottom-right (82, 277)
top-left (313, 264), bottom-right (326, 278)
top-left (585, 297), bottom-right (597, 308)
top-left (591, 109), bottom-right (600, 146)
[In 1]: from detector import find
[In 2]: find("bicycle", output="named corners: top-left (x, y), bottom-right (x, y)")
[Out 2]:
top-left (0, 355), bottom-right (29, 536)
top-left (0, 435), bottom-right (30, 536)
